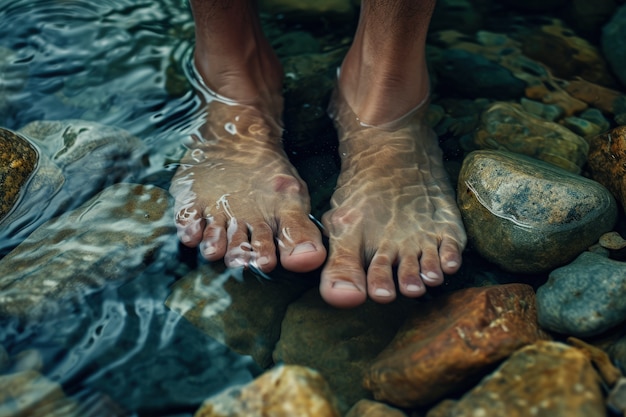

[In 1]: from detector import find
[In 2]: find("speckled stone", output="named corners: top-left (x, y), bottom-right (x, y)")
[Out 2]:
top-left (588, 126), bottom-right (626, 213)
top-left (273, 289), bottom-right (406, 412)
top-left (536, 251), bottom-right (626, 337)
top-left (0, 183), bottom-right (174, 319)
top-left (458, 150), bottom-right (617, 274)
top-left (165, 264), bottom-right (312, 368)
top-left (0, 128), bottom-right (37, 220)
top-left (194, 365), bottom-right (341, 417)
top-left (344, 399), bottom-right (407, 417)
top-left (472, 102), bottom-right (589, 173)
top-left (426, 341), bottom-right (605, 417)
top-left (364, 284), bottom-right (550, 408)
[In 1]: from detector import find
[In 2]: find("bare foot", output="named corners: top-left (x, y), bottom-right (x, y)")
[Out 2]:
top-left (170, 98), bottom-right (326, 273)
top-left (320, 91), bottom-right (467, 308)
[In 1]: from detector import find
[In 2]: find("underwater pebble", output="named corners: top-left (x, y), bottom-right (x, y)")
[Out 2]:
top-left (536, 251), bottom-right (626, 337)
top-left (587, 125), bottom-right (626, 214)
top-left (458, 150), bottom-right (617, 273)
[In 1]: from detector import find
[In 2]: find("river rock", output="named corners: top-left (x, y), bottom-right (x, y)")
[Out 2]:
top-left (0, 128), bottom-right (38, 220)
top-left (165, 264), bottom-right (313, 368)
top-left (603, 5), bottom-right (626, 88)
top-left (588, 126), bottom-right (626, 212)
top-left (273, 289), bottom-right (407, 412)
top-left (194, 365), bottom-right (341, 417)
top-left (0, 120), bottom-right (146, 254)
top-left (345, 399), bottom-right (407, 417)
top-left (457, 150), bottom-right (617, 274)
top-left (0, 183), bottom-right (174, 319)
top-left (426, 341), bottom-right (605, 417)
top-left (472, 102), bottom-right (589, 173)
top-left (363, 284), bottom-right (550, 408)
top-left (536, 251), bottom-right (626, 337)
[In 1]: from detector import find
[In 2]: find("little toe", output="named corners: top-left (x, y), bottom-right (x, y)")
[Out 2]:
top-left (440, 236), bottom-right (463, 274)
top-left (320, 243), bottom-right (368, 308)
top-left (277, 214), bottom-right (326, 273)
top-left (174, 207), bottom-right (205, 247)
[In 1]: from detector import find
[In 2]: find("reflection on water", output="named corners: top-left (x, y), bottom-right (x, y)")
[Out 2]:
top-left (0, 0), bottom-right (267, 415)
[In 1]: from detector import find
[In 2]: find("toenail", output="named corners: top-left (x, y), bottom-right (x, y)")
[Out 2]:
top-left (290, 242), bottom-right (317, 256)
top-left (257, 256), bottom-right (270, 266)
top-left (406, 284), bottom-right (422, 292)
top-left (374, 288), bottom-right (393, 297)
top-left (332, 281), bottom-right (362, 292)
top-left (181, 234), bottom-right (192, 243)
top-left (203, 246), bottom-right (217, 256)
top-left (230, 258), bottom-right (246, 267)
top-left (420, 272), bottom-right (440, 283)
top-left (446, 260), bottom-right (459, 268)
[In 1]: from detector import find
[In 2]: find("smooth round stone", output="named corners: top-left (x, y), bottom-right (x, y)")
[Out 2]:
top-left (472, 102), bottom-right (589, 174)
top-left (0, 128), bottom-right (38, 220)
top-left (457, 150), bottom-right (618, 273)
top-left (536, 251), bottom-right (626, 337)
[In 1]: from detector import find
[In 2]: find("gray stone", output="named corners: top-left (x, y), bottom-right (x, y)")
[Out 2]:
top-left (536, 251), bottom-right (626, 337)
top-left (0, 183), bottom-right (174, 319)
top-left (457, 150), bottom-right (617, 273)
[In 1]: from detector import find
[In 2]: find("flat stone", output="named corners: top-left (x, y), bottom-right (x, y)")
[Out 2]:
top-left (364, 284), bottom-right (550, 408)
top-left (273, 289), bottom-right (406, 412)
top-left (426, 341), bottom-right (605, 417)
top-left (536, 251), bottom-right (626, 337)
top-left (0, 183), bottom-right (174, 319)
top-left (165, 265), bottom-right (312, 368)
top-left (588, 126), bottom-right (626, 213)
top-left (194, 365), bottom-right (340, 417)
top-left (472, 102), bottom-right (589, 173)
top-left (457, 150), bottom-right (617, 273)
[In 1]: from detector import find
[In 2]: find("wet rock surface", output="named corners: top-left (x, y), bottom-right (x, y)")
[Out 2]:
top-left (536, 251), bottom-right (626, 337)
top-left (0, 128), bottom-right (37, 220)
top-left (364, 284), bottom-right (550, 407)
top-left (588, 125), bottom-right (626, 212)
top-left (426, 341), bottom-right (606, 417)
top-left (458, 150), bottom-right (617, 273)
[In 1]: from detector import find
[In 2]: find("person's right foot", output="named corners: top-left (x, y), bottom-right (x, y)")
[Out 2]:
top-left (170, 99), bottom-right (326, 273)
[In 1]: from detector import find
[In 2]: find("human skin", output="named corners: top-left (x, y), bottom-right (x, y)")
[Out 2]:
top-left (169, 0), bottom-right (467, 308)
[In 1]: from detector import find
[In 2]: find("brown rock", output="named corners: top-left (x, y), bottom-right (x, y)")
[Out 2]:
top-left (472, 102), bottom-right (589, 173)
top-left (165, 264), bottom-right (312, 368)
top-left (0, 128), bottom-right (37, 220)
top-left (273, 289), bottom-right (407, 412)
top-left (588, 125), bottom-right (626, 212)
top-left (562, 79), bottom-right (625, 114)
top-left (364, 284), bottom-right (550, 408)
top-left (194, 365), bottom-right (341, 417)
top-left (426, 341), bottom-right (605, 417)
top-left (567, 337), bottom-right (623, 387)
top-left (344, 399), bottom-right (408, 417)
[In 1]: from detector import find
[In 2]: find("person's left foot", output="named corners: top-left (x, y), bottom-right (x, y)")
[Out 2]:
top-left (320, 91), bottom-right (467, 308)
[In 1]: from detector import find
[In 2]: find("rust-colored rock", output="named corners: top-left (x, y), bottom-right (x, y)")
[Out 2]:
top-left (563, 79), bottom-right (625, 114)
top-left (588, 125), bottom-right (626, 212)
top-left (194, 365), bottom-right (340, 417)
top-left (364, 284), bottom-right (551, 408)
top-left (344, 399), bottom-right (407, 417)
top-left (0, 128), bottom-right (37, 220)
top-left (426, 342), bottom-right (605, 417)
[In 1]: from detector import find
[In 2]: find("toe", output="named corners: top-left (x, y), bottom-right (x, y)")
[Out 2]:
top-left (276, 212), bottom-right (326, 273)
top-left (224, 218), bottom-right (252, 268)
top-left (248, 221), bottom-right (277, 272)
top-left (419, 245), bottom-right (445, 287)
top-left (397, 251), bottom-right (426, 297)
top-left (440, 236), bottom-right (463, 274)
top-left (366, 251), bottom-right (397, 303)
top-left (320, 240), bottom-right (367, 308)
top-left (174, 205), bottom-right (205, 247)
top-left (199, 222), bottom-right (227, 261)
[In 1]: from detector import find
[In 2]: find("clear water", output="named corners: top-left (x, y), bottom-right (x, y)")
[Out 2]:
top-left (0, 1), bottom-right (273, 415)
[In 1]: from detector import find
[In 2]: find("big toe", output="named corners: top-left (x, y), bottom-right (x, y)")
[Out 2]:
top-left (277, 214), bottom-right (326, 273)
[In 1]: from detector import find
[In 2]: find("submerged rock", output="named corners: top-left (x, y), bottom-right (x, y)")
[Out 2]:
top-left (344, 399), bottom-right (407, 417)
top-left (364, 284), bottom-right (550, 408)
top-left (426, 341), bottom-right (605, 417)
top-left (0, 120), bottom-right (146, 254)
top-left (536, 251), bottom-right (626, 337)
top-left (457, 150), bottom-right (617, 274)
top-left (603, 5), bottom-right (626, 88)
top-left (472, 102), bottom-right (589, 173)
top-left (166, 264), bottom-right (312, 368)
top-left (194, 365), bottom-right (341, 417)
top-left (588, 126), bottom-right (626, 213)
top-left (0, 183), bottom-right (174, 319)
top-left (0, 128), bottom-right (38, 220)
